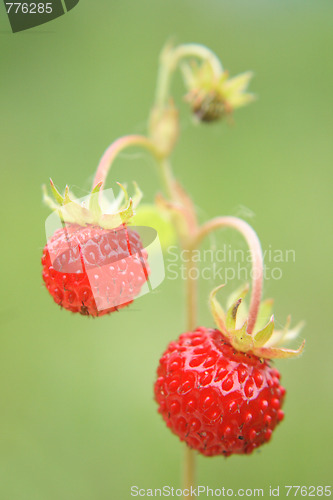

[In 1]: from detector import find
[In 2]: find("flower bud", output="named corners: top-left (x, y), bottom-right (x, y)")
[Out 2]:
top-left (182, 61), bottom-right (254, 122)
top-left (149, 101), bottom-right (179, 157)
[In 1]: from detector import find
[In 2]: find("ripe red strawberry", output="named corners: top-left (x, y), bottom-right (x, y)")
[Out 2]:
top-left (42, 180), bottom-right (149, 316)
top-left (42, 223), bottom-right (149, 316)
top-left (155, 327), bottom-right (285, 457)
top-left (154, 285), bottom-right (304, 457)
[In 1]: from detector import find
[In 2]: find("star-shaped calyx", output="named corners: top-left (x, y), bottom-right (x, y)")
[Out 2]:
top-left (182, 60), bottom-right (254, 122)
top-left (43, 179), bottom-right (142, 229)
top-left (210, 284), bottom-right (305, 359)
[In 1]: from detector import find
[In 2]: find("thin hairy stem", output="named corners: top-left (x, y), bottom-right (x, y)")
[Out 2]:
top-left (183, 446), bottom-right (196, 498)
top-left (155, 43), bottom-right (223, 110)
top-left (185, 251), bottom-right (198, 331)
top-left (92, 135), bottom-right (161, 190)
top-left (157, 159), bottom-right (198, 499)
top-left (191, 216), bottom-right (263, 335)
top-left (158, 158), bottom-right (175, 199)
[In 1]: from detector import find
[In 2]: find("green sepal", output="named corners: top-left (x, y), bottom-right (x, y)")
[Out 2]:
top-left (49, 179), bottom-right (64, 205)
top-left (253, 340), bottom-right (305, 360)
top-left (131, 182), bottom-right (143, 209)
top-left (264, 316), bottom-right (305, 348)
top-left (89, 182), bottom-right (103, 220)
top-left (116, 182), bottom-right (129, 206)
top-left (99, 198), bottom-right (134, 229)
top-left (62, 186), bottom-right (92, 224)
top-left (208, 282), bottom-right (305, 361)
top-left (43, 184), bottom-right (59, 212)
top-left (226, 283), bottom-right (249, 328)
top-left (183, 61), bottom-right (254, 121)
top-left (225, 298), bottom-right (242, 331)
top-left (229, 321), bottom-right (254, 353)
top-left (253, 298), bottom-right (274, 333)
top-left (43, 180), bottom-right (140, 230)
top-left (209, 285), bottom-right (228, 337)
top-left (224, 71), bottom-right (253, 92)
top-left (282, 320), bottom-right (305, 344)
top-left (226, 282), bottom-right (249, 307)
top-left (254, 315), bottom-right (275, 348)
top-left (63, 185), bottom-right (75, 205)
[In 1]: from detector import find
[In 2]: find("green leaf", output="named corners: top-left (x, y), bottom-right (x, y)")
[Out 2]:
top-left (131, 203), bottom-right (176, 249)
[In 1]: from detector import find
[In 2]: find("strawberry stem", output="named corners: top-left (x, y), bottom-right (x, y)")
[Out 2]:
top-left (92, 135), bottom-right (161, 193)
top-left (183, 445), bottom-right (196, 498)
top-left (90, 42), bottom-right (256, 500)
top-left (151, 45), bottom-right (223, 500)
top-left (154, 42), bottom-right (224, 110)
top-left (191, 216), bottom-right (263, 335)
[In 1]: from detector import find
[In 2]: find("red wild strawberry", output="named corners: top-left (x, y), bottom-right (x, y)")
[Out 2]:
top-left (154, 285), bottom-right (304, 457)
top-left (155, 327), bottom-right (285, 456)
top-left (42, 223), bottom-right (148, 316)
top-left (42, 180), bottom-right (149, 316)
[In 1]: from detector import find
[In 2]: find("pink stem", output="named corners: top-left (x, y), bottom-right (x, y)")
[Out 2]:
top-left (92, 135), bottom-right (160, 190)
top-left (192, 216), bottom-right (263, 335)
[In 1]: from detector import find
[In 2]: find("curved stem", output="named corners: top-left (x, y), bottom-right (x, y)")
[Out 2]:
top-left (92, 135), bottom-right (161, 190)
top-left (173, 43), bottom-right (224, 75)
top-left (155, 43), bottom-right (224, 110)
top-left (191, 216), bottom-right (263, 335)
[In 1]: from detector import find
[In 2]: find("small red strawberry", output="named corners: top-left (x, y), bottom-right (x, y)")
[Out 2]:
top-left (42, 180), bottom-right (149, 316)
top-left (154, 286), bottom-right (304, 457)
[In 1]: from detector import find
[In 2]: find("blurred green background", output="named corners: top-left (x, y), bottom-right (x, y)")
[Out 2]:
top-left (0, 1), bottom-right (332, 498)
